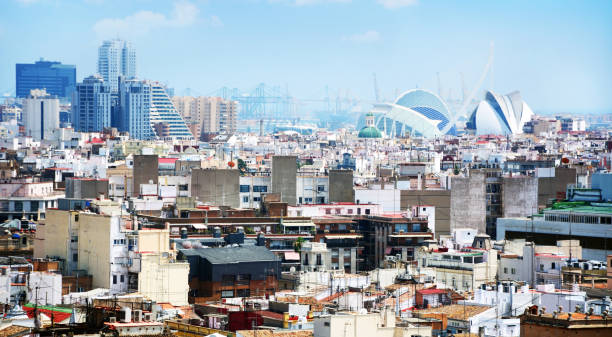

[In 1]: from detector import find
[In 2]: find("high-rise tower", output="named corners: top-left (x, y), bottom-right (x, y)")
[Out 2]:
top-left (97, 39), bottom-right (136, 92)
top-left (72, 75), bottom-right (111, 132)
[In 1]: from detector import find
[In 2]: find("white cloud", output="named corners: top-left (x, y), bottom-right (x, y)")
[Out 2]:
top-left (93, 1), bottom-right (200, 38)
top-left (346, 30), bottom-right (380, 43)
top-left (377, 0), bottom-right (418, 9)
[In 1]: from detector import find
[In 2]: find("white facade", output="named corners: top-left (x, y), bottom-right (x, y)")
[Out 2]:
top-left (98, 39), bottom-right (136, 92)
top-left (468, 90), bottom-right (534, 135)
top-left (27, 272), bottom-right (63, 305)
top-left (288, 203), bottom-right (382, 217)
top-left (22, 89), bottom-right (59, 141)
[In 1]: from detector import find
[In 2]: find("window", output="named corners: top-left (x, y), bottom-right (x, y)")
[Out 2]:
top-left (253, 185), bottom-right (268, 193)
top-left (71, 236), bottom-right (78, 243)
top-left (511, 268), bottom-right (516, 275)
top-left (504, 267), bottom-right (508, 274)
top-left (325, 208), bottom-right (331, 215)
top-left (236, 289), bottom-right (250, 297)
top-left (222, 274), bottom-right (235, 286)
top-left (316, 254), bottom-right (322, 266)
top-left (539, 264), bottom-right (544, 271)
top-left (243, 196), bottom-right (249, 203)
top-left (348, 209), bottom-right (353, 214)
top-left (236, 274), bottom-right (251, 286)
top-left (73, 253), bottom-right (78, 262)
top-left (551, 262), bottom-right (556, 270)
top-left (317, 185), bottom-right (325, 192)
top-left (113, 275), bottom-right (117, 284)
top-left (120, 275), bottom-right (125, 283)
top-left (338, 224), bottom-right (347, 231)
top-left (239, 185), bottom-right (250, 192)
top-left (253, 197), bottom-right (261, 202)
top-left (365, 209), bottom-right (370, 215)
top-left (221, 290), bottom-right (234, 298)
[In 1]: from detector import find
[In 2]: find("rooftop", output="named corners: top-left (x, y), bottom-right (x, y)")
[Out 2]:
top-left (180, 245), bottom-right (279, 264)
top-left (416, 304), bottom-right (491, 321)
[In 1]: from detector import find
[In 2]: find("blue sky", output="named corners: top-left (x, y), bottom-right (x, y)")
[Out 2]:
top-left (1, 0), bottom-right (611, 113)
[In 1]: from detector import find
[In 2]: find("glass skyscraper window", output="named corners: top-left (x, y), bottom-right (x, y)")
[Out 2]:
top-left (98, 39), bottom-right (136, 92)
top-left (15, 59), bottom-right (76, 101)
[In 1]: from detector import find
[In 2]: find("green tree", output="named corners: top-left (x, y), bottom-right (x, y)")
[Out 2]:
top-left (294, 237), bottom-right (305, 252)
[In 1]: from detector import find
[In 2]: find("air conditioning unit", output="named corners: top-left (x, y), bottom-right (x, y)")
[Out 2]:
top-left (143, 313), bottom-right (153, 322)
top-left (109, 317), bottom-right (117, 323)
top-left (133, 310), bottom-right (142, 322)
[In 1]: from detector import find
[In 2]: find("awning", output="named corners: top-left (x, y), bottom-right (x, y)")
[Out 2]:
top-left (324, 234), bottom-right (362, 239)
top-left (388, 233), bottom-right (432, 238)
top-left (281, 223), bottom-right (316, 227)
top-left (284, 252), bottom-right (300, 261)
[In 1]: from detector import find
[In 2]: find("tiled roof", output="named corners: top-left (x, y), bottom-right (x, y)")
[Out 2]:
top-left (416, 304), bottom-right (491, 321)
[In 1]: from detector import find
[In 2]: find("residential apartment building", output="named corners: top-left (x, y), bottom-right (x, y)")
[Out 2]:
top-left (417, 235), bottom-right (498, 292)
top-left (0, 179), bottom-right (63, 221)
top-left (72, 75), bottom-right (111, 132)
top-left (171, 96), bottom-right (238, 139)
top-left (97, 39), bottom-right (136, 92)
top-left (22, 89), bottom-right (60, 141)
top-left (34, 203), bottom-right (189, 305)
top-left (497, 202), bottom-right (612, 261)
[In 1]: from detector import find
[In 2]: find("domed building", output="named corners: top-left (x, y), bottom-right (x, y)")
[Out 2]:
top-left (358, 113), bottom-right (382, 138)
top-left (365, 89), bottom-right (455, 138)
top-left (466, 90), bottom-right (534, 135)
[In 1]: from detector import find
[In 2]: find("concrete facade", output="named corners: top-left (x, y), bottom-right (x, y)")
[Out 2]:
top-left (272, 156), bottom-right (297, 206)
top-left (502, 176), bottom-right (538, 218)
top-left (191, 168), bottom-right (239, 208)
top-left (65, 178), bottom-right (109, 199)
top-left (328, 169), bottom-right (354, 203)
top-left (401, 189), bottom-right (451, 237)
top-left (450, 172), bottom-right (486, 233)
top-left (537, 167), bottom-right (576, 206)
top-left (133, 155), bottom-right (158, 198)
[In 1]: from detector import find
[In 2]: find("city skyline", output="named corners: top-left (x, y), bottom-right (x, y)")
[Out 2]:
top-left (0, 0), bottom-right (611, 114)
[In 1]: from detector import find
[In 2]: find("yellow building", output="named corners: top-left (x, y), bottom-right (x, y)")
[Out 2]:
top-left (35, 209), bottom-right (189, 305)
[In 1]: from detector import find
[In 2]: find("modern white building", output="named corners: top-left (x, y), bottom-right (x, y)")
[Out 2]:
top-left (22, 89), bottom-right (59, 141)
top-left (98, 39), bottom-right (136, 92)
top-left (367, 89), bottom-right (455, 138)
top-left (467, 90), bottom-right (534, 135)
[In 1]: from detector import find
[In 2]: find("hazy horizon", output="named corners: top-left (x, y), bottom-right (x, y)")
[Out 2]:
top-left (1, 0), bottom-right (611, 114)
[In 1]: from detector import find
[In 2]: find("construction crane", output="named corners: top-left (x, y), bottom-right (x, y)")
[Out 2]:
top-left (373, 73), bottom-right (381, 103)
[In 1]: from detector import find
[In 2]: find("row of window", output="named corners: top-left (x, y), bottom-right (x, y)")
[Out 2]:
top-left (112, 274), bottom-right (125, 285)
top-left (544, 213), bottom-right (612, 224)
top-left (502, 267), bottom-right (517, 274)
top-left (239, 185), bottom-right (268, 193)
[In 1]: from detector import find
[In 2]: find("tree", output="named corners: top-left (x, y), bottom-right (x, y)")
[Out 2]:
top-left (294, 237), bottom-right (305, 252)
top-left (237, 158), bottom-right (247, 174)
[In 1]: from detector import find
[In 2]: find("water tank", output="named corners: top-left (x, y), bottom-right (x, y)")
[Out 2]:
top-left (213, 226), bottom-right (222, 238)
top-left (180, 227), bottom-right (188, 239)
top-left (257, 233), bottom-right (266, 246)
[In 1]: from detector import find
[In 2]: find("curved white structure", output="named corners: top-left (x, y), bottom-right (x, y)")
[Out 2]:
top-left (467, 90), bottom-right (534, 135)
top-left (367, 89), bottom-right (454, 138)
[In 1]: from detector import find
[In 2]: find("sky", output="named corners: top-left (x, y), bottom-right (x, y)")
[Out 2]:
top-left (0, 0), bottom-right (611, 114)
